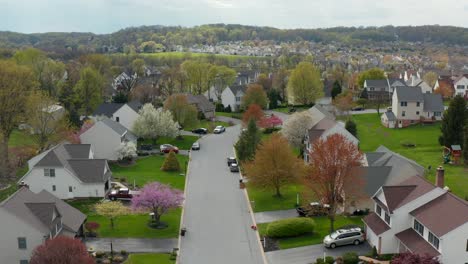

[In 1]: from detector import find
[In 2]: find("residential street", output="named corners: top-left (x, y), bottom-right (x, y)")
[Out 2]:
top-left (178, 125), bottom-right (265, 264)
top-left (254, 209), bottom-right (297, 224)
top-left (85, 238), bottom-right (178, 253)
top-left (265, 243), bottom-right (371, 264)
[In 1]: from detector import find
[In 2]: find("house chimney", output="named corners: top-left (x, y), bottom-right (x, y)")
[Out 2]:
top-left (436, 166), bottom-right (444, 188)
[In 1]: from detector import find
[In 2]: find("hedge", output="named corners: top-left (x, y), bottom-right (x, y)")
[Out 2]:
top-left (266, 218), bottom-right (315, 238)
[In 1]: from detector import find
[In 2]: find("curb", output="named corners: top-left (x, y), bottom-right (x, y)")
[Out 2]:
top-left (235, 147), bottom-right (269, 264)
top-left (176, 148), bottom-right (192, 264)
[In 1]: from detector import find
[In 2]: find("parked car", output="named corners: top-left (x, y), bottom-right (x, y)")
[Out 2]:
top-left (192, 142), bottom-right (200, 150)
top-left (296, 202), bottom-right (330, 217)
top-left (192, 128), bottom-right (208, 134)
top-left (140, 144), bottom-right (153, 151)
top-left (352, 106), bottom-right (365, 111)
top-left (160, 144), bottom-right (179, 154)
top-left (323, 227), bottom-right (365, 249)
top-left (108, 188), bottom-right (140, 201)
top-left (229, 163), bottom-right (239, 172)
top-left (213, 126), bottom-right (226, 134)
top-left (227, 157), bottom-right (237, 166)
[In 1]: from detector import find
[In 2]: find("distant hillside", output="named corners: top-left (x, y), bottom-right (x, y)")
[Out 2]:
top-left (1, 24), bottom-right (467, 56)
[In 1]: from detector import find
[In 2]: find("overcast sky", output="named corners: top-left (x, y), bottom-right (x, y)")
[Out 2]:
top-left (1, 0), bottom-right (468, 34)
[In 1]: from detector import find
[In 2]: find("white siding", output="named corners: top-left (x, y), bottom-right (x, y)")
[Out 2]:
top-left (112, 104), bottom-right (139, 132)
top-left (221, 88), bottom-right (236, 111)
top-left (439, 222), bottom-right (468, 264)
top-left (80, 122), bottom-right (123, 160)
top-left (454, 77), bottom-right (468, 97)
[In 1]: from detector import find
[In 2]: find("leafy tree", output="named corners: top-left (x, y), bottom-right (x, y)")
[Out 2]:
top-left (112, 91), bottom-right (129, 103)
top-left (288, 62), bottom-right (323, 105)
top-left (391, 253), bottom-right (441, 264)
top-left (272, 68), bottom-right (289, 101)
top-left (163, 94), bottom-right (199, 129)
top-left (79, 54), bottom-right (111, 77)
top-left (331, 80), bottom-right (342, 99)
top-left (357, 68), bottom-right (385, 88)
top-left (161, 151), bottom-right (181, 172)
top-left (210, 65), bottom-right (236, 101)
top-left (30, 236), bottom-right (94, 264)
top-left (304, 134), bottom-right (363, 232)
top-left (244, 133), bottom-right (305, 197)
top-left (67, 120), bottom-right (94, 144)
top-left (235, 119), bottom-right (261, 162)
top-left (131, 182), bottom-right (184, 228)
top-left (242, 104), bottom-right (264, 125)
top-left (256, 73), bottom-right (272, 91)
top-left (345, 120), bottom-right (357, 137)
top-left (423, 71), bottom-right (438, 88)
top-left (359, 88), bottom-right (369, 99)
top-left (74, 67), bottom-right (104, 115)
top-left (94, 201), bottom-right (128, 229)
top-left (0, 60), bottom-right (37, 180)
top-left (242, 84), bottom-right (269, 109)
top-left (133, 104), bottom-right (179, 144)
top-left (258, 114), bottom-right (283, 129)
top-left (132, 58), bottom-right (146, 76)
top-left (281, 111), bottom-right (314, 149)
top-left (439, 95), bottom-right (467, 147)
top-left (181, 60), bottom-right (211, 95)
top-left (116, 141), bottom-right (137, 161)
top-left (333, 91), bottom-right (354, 116)
top-left (27, 91), bottom-right (68, 151)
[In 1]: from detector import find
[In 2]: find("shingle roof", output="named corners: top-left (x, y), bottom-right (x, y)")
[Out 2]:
top-left (25, 202), bottom-right (58, 229)
top-left (410, 192), bottom-right (468, 237)
top-left (307, 129), bottom-right (325, 143)
top-left (382, 176), bottom-right (435, 212)
top-left (186, 94), bottom-right (215, 113)
top-left (127, 100), bottom-right (143, 113)
top-left (68, 159), bottom-right (108, 183)
top-left (356, 166), bottom-right (392, 196)
top-left (365, 152), bottom-right (386, 165)
top-left (93, 103), bottom-right (123, 117)
top-left (372, 145), bottom-right (425, 177)
top-left (63, 144), bottom-right (91, 159)
top-left (228, 84), bottom-right (247, 95)
top-left (312, 105), bottom-right (336, 121)
top-left (423, 93), bottom-right (444, 112)
top-left (101, 117), bottom-right (127, 135)
top-left (395, 228), bottom-right (440, 257)
top-left (395, 86), bottom-right (424, 101)
top-left (35, 150), bottom-right (62, 167)
top-left (365, 79), bottom-right (388, 88)
top-left (383, 111), bottom-right (396, 121)
top-left (363, 212), bottom-right (390, 235)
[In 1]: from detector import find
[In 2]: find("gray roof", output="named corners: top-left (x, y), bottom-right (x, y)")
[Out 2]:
top-left (186, 94), bottom-right (215, 113)
top-left (383, 111), bottom-right (396, 121)
top-left (388, 79), bottom-right (406, 87)
top-left (370, 145), bottom-right (425, 180)
top-left (312, 105), bottom-right (336, 121)
top-left (31, 143), bottom-right (110, 184)
top-left (356, 166), bottom-right (393, 196)
top-left (228, 84), bottom-right (247, 95)
top-left (365, 79), bottom-right (388, 88)
top-left (365, 152), bottom-right (386, 165)
top-left (93, 103), bottom-right (123, 117)
top-left (395, 86), bottom-right (424, 101)
top-left (1, 188), bottom-right (86, 234)
top-left (423, 93), bottom-right (444, 112)
top-left (101, 117), bottom-right (127, 135)
top-left (127, 100), bottom-right (143, 113)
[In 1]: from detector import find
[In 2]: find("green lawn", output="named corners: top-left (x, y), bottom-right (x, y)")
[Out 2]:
top-left (9, 130), bottom-right (36, 147)
top-left (139, 135), bottom-right (199, 150)
top-left (216, 112), bottom-right (242, 119)
top-left (353, 114), bottom-right (467, 199)
top-left (258, 216), bottom-right (364, 249)
top-left (124, 253), bottom-right (175, 264)
top-left (110, 155), bottom-right (188, 190)
top-left (247, 184), bottom-right (303, 212)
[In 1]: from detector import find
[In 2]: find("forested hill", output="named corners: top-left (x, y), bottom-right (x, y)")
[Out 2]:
top-left (1, 24), bottom-right (468, 55)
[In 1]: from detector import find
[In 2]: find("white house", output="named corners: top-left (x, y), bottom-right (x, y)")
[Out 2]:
top-left (221, 85), bottom-right (246, 112)
top-left (0, 187), bottom-right (86, 264)
top-left (363, 168), bottom-right (468, 263)
top-left (382, 86), bottom-right (443, 128)
top-left (80, 117), bottom-right (137, 161)
top-left (91, 101), bottom-right (142, 132)
top-left (19, 143), bottom-right (112, 199)
top-left (453, 75), bottom-right (468, 98)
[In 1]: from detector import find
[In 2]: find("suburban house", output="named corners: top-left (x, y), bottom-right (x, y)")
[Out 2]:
top-left (91, 100), bottom-right (142, 132)
top-left (0, 187), bottom-right (86, 264)
top-left (363, 167), bottom-right (468, 263)
top-left (453, 74), bottom-right (468, 98)
top-left (303, 105), bottom-right (359, 163)
top-left (19, 143), bottom-right (112, 199)
top-left (186, 94), bottom-right (216, 119)
top-left (112, 71), bottom-right (137, 92)
top-left (315, 79), bottom-right (333, 110)
top-left (221, 85), bottom-right (247, 112)
top-left (381, 86), bottom-right (444, 128)
top-left (363, 79), bottom-right (406, 101)
top-left (406, 76), bottom-right (432, 94)
top-left (79, 117), bottom-right (137, 161)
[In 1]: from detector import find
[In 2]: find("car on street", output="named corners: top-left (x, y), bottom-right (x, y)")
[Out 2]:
top-left (192, 142), bottom-right (200, 150)
top-left (108, 187), bottom-right (140, 201)
top-left (213, 125), bottom-right (226, 134)
top-left (227, 157), bottom-right (237, 166)
top-left (323, 227), bottom-right (365, 249)
top-left (192, 128), bottom-right (208, 134)
top-left (229, 163), bottom-right (239, 172)
top-left (160, 144), bottom-right (179, 154)
top-left (352, 106), bottom-right (365, 111)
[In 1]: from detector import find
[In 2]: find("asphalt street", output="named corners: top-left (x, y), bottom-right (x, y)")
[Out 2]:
top-left (178, 125), bottom-right (264, 264)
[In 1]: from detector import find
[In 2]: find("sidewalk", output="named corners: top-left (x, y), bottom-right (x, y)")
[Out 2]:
top-left (85, 238), bottom-right (177, 253)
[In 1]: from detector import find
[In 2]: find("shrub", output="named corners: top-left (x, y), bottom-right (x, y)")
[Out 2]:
top-left (95, 251), bottom-right (105, 258)
top-left (113, 256), bottom-right (124, 263)
top-left (342, 252), bottom-right (359, 264)
top-left (266, 218), bottom-right (315, 238)
top-left (85, 221), bottom-right (100, 234)
top-left (370, 246), bottom-right (378, 258)
top-left (225, 105), bottom-right (232, 113)
top-left (161, 151), bottom-right (181, 171)
top-left (120, 250), bottom-right (127, 255)
top-left (315, 256), bottom-right (334, 264)
top-left (215, 103), bottom-right (225, 112)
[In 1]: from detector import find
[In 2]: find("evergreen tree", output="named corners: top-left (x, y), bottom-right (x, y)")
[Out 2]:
top-left (161, 151), bottom-right (181, 172)
top-left (331, 80), bottom-right (342, 99)
top-left (267, 90), bottom-right (280, 109)
top-left (235, 119), bottom-right (261, 162)
top-left (345, 120), bottom-right (357, 137)
top-left (439, 95), bottom-right (467, 147)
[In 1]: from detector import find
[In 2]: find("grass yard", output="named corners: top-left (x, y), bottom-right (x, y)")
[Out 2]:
top-left (111, 155), bottom-right (188, 190)
top-left (139, 135), bottom-right (199, 150)
top-left (353, 114), bottom-right (467, 199)
top-left (216, 112), bottom-right (243, 119)
top-left (247, 184), bottom-right (303, 212)
top-left (9, 130), bottom-right (36, 147)
top-left (258, 216), bottom-right (364, 249)
top-left (124, 253), bottom-right (175, 264)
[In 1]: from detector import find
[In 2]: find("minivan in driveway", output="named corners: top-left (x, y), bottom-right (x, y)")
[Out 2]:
top-left (323, 227), bottom-right (365, 248)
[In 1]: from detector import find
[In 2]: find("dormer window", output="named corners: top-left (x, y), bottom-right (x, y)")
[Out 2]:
top-left (44, 168), bottom-right (55, 177)
top-left (384, 212), bottom-right (391, 225)
top-left (376, 204), bottom-right (382, 216)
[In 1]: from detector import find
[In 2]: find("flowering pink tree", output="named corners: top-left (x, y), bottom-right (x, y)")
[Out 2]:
top-left (131, 182), bottom-right (184, 228)
top-left (258, 114), bottom-right (283, 129)
top-left (67, 120), bottom-right (94, 144)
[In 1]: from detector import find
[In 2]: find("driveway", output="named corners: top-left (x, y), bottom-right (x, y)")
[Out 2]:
top-left (178, 125), bottom-right (264, 264)
top-left (266, 243), bottom-right (371, 264)
top-left (265, 110), bottom-right (290, 123)
top-left (254, 209), bottom-right (298, 224)
top-left (215, 115), bottom-right (242, 125)
top-left (85, 238), bottom-right (177, 253)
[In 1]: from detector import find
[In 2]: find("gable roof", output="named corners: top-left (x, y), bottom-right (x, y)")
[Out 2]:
top-left (395, 228), bottom-right (440, 258)
top-left (357, 166), bottom-right (392, 197)
top-left (363, 212), bottom-right (391, 235)
top-left (67, 159), bottom-right (109, 183)
top-left (0, 188), bottom-right (86, 234)
top-left (381, 176), bottom-right (435, 213)
top-left (308, 105), bottom-right (335, 123)
top-left (422, 93), bottom-right (444, 112)
top-left (101, 117), bottom-right (127, 135)
top-left (186, 94), bottom-right (215, 113)
top-left (395, 86), bottom-right (424, 101)
top-left (93, 103), bottom-right (123, 117)
top-left (127, 100), bottom-right (143, 113)
top-left (410, 192), bottom-right (468, 237)
top-left (383, 111), bottom-right (396, 121)
top-left (228, 84), bottom-right (247, 95)
top-left (365, 79), bottom-right (388, 88)
top-left (307, 129), bottom-right (325, 143)
top-left (370, 145), bottom-right (425, 178)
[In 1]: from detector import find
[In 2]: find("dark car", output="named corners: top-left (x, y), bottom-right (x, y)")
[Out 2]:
top-left (160, 144), bottom-right (179, 154)
top-left (229, 163), bottom-right (239, 172)
top-left (352, 106), bottom-right (365, 111)
top-left (227, 157), bottom-right (237, 166)
top-left (108, 188), bottom-right (140, 201)
top-left (192, 128), bottom-right (208, 134)
top-left (140, 144), bottom-right (153, 151)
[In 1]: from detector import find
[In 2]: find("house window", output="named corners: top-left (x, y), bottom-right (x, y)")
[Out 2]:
top-left (116, 116), bottom-right (120, 122)
top-left (457, 85), bottom-right (464, 89)
top-left (376, 205), bottom-right (382, 216)
top-left (416, 102), bottom-right (420, 107)
top-left (416, 111), bottom-right (419, 115)
top-left (428, 232), bottom-right (439, 250)
top-left (402, 111), bottom-right (406, 117)
top-left (20, 260), bottom-right (28, 264)
top-left (18, 237), bottom-right (27, 249)
top-left (413, 219), bottom-right (424, 236)
top-left (69, 186), bottom-right (73, 192)
top-left (52, 185), bottom-right (56, 192)
top-left (401, 101), bottom-right (407, 107)
top-left (384, 212), bottom-right (390, 225)
top-left (370, 87), bottom-right (375, 91)
top-left (44, 168), bottom-right (55, 177)
top-left (434, 112), bottom-right (441, 117)
top-left (235, 96), bottom-right (241, 102)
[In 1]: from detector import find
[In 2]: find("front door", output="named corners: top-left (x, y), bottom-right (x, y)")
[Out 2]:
top-left (67, 186), bottom-right (74, 199)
